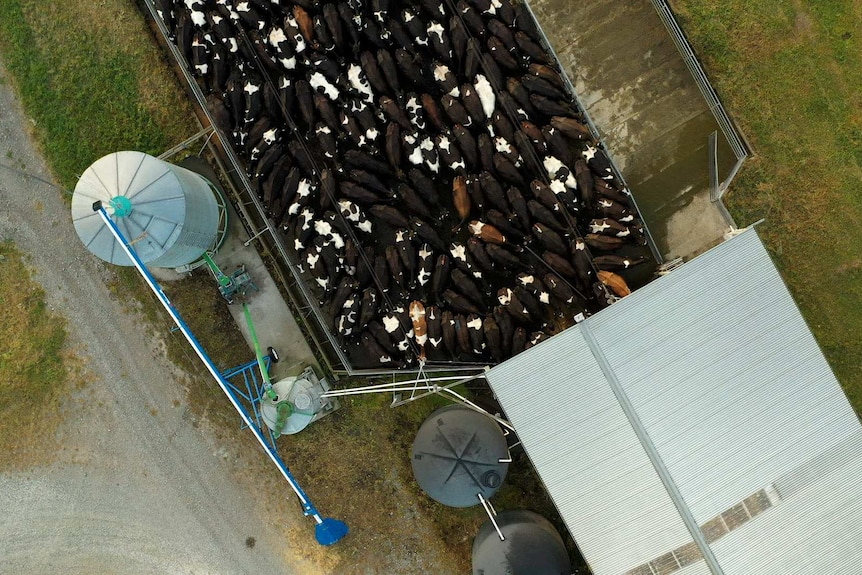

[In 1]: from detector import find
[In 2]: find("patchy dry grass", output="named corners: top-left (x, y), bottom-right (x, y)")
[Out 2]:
top-left (0, 242), bottom-right (69, 470)
top-left (160, 269), bottom-right (255, 430)
top-left (247, 389), bottom-right (585, 574)
top-left (671, 0), bottom-right (862, 411)
top-left (150, 267), bottom-right (586, 572)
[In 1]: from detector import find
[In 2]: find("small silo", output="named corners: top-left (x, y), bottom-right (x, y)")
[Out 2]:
top-left (411, 405), bottom-right (509, 508)
top-left (71, 151), bottom-right (223, 268)
top-left (472, 510), bottom-right (570, 575)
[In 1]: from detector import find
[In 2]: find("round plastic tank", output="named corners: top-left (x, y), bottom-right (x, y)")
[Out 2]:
top-left (472, 510), bottom-right (570, 575)
top-left (411, 405), bottom-right (509, 507)
top-left (71, 151), bottom-right (220, 267)
top-left (261, 376), bottom-right (323, 436)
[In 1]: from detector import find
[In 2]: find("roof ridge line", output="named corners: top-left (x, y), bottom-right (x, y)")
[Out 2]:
top-left (579, 319), bottom-right (725, 575)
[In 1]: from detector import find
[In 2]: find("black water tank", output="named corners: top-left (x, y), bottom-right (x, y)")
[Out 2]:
top-left (472, 510), bottom-right (570, 575)
top-left (411, 405), bottom-right (509, 507)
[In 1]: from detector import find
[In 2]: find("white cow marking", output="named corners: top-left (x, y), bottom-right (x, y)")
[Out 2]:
top-left (268, 27), bottom-right (287, 46)
top-left (589, 221), bottom-right (611, 233)
top-left (309, 72), bottom-right (339, 100)
top-left (475, 75), bottom-right (495, 119)
top-left (347, 65), bottom-right (374, 103)
top-left (382, 315), bottom-right (400, 333)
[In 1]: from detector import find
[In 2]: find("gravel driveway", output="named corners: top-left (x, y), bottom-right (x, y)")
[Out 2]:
top-left (0, 57), bottom-right (306, 575)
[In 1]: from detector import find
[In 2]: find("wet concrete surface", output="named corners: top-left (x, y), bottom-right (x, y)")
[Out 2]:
top-left (213, 199), bottom-right (319, 379)
top-left (526, 0), bottom-right (739, 260)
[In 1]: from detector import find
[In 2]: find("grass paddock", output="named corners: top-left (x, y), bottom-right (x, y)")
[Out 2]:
top-left (671, 0), bottom-right (862, 411)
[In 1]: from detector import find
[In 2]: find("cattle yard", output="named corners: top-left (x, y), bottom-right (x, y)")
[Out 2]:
top-left (146, 0), bottom-right (658, 376)
top-left (528, 0), bottom-right (749, 260)
top-left (3, 0), bottom-right (861, 573)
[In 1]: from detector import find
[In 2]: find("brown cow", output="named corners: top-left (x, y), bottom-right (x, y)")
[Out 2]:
top-left (469, 220), bottom-right (506, 244)
top-left (598, 270), bottom-right (631, 297)
top-left (409, 300), bottom-right (428, 360)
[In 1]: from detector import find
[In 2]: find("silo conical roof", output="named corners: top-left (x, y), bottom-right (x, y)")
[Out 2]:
top-left (411, 405), bottom-right (509, 508)
top-left (72, 151), bottom-right (219, 267)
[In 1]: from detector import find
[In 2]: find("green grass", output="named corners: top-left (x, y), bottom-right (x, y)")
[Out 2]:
top-left (0, 242), bottom-right (68, 470)
top-left (671, 0), bottom-right (862, 412)
top-left (0, 0), bottom-right (196, 190)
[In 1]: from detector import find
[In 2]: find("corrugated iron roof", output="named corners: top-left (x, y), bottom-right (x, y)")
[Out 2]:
top-left (485, 229), bottom-right (862, 575)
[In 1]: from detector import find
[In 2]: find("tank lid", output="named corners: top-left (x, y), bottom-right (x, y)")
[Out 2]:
top-left (109, 195), bottom-right (133, 217)
top-left (411, 405), bottom-right (509, 508)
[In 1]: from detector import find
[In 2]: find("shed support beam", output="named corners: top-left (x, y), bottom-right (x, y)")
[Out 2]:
top-left (580, 320), bottom-right (726, 575)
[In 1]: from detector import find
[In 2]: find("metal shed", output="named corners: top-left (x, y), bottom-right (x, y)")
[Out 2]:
top-left (485, 228), bottom-right (862, 575)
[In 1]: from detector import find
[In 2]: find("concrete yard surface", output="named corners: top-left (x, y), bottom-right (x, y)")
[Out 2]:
top-left (527, 0), bottom-right (740, 260)
top-left (178, 155), bottom-right (319, 380)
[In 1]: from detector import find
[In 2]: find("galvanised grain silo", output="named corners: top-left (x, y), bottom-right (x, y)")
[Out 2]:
top-left (71, 151), bottom-right (224, 268)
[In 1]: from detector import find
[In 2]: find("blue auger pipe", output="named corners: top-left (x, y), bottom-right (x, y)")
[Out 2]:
top-left (93, 203), bottom-right (347, 546)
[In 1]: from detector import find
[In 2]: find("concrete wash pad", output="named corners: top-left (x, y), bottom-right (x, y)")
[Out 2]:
top-left (526, 0), bottom-right (740, 260)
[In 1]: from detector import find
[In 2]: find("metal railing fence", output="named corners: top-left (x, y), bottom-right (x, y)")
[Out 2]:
top-left (651, 0), bottom-right (751, 196)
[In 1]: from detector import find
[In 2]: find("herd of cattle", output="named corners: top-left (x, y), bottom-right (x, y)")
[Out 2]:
top-left (154, 0), bottom-right (653, 368)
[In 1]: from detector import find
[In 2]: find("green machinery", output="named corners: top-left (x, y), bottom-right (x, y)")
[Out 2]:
top-left (202, 252), bottom-right (258, 304)
top-left (201, 251), bottom-right (338, 438)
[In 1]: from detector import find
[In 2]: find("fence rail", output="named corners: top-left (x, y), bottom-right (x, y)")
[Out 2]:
top-left (651, 0), bottom-right (750, 186)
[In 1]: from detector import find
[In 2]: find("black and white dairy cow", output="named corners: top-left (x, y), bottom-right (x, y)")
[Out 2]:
top-left (417, 243), bottom-right (435, 288)
top-left (582, 145), bottom-right (616, 182)
top-left (382, 309), bottom-right (414, 353)
top-left (360, 332), bottom-right (400, 367)
top-left (338, 199), bottom-right (373, 234)
top-left (517, 273), bottom-right (551, 305)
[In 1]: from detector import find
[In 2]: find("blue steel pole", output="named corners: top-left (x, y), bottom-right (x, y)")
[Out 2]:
top-left (93, 203), bottom-right (347, 544)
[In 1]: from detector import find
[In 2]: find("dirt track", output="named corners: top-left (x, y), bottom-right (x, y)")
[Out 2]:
top-left (0, 56), bottom-right (310, 574)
